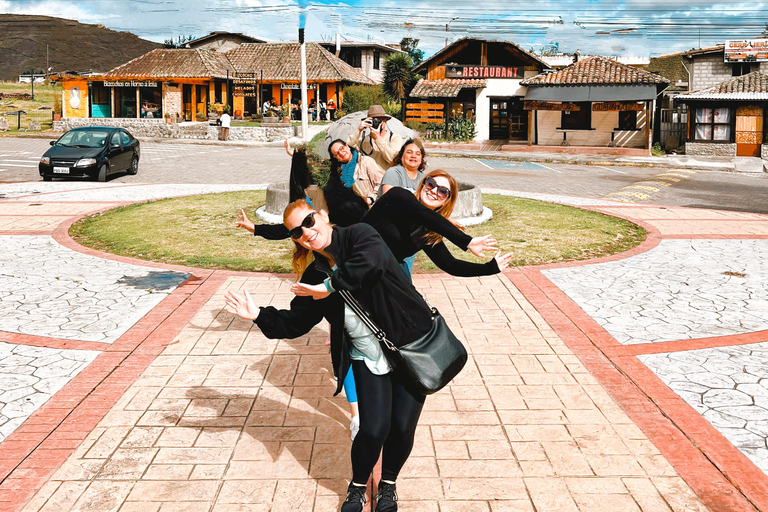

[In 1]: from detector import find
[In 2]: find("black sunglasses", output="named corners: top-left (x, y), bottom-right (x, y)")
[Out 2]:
top-left (288, 211), bottom-right (317, 239)
top-left (423, 177), bottom-right (451, 200)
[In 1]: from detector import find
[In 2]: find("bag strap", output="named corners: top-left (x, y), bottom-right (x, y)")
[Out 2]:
top-left (338, 289), bottom-right (399, 352)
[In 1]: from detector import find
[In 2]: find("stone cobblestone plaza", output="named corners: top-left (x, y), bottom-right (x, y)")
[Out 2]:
top-left (1, 173), bottom-right (768, 512)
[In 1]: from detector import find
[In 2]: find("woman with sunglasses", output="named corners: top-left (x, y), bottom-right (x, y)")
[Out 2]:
top-left (225, 199), bottom-right (440, 512)
top-left (378, 138), bottom-right (427, 197)
top-left (362, 169), bottom-right (514, 278)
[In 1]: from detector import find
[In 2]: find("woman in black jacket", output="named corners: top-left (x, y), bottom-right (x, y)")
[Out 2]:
top-left (225, 199), bottom-right (437, 512)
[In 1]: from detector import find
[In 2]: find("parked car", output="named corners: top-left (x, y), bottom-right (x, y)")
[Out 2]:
top-left (39, 127), bottom-right (140, 182)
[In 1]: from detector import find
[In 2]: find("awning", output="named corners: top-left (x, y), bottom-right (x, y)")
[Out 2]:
top-left (524, 85), bottom-right (657, 102)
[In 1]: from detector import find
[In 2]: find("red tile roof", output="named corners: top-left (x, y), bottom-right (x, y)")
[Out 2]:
top-left (677, 71), bottom-right (768, 99)
top-left (225, 43), bottom-right (374, 84)
top-left (410, 78), bottom-right (487, 98)
top-left (522, 56), bottom-right (669, 86)
top-left (103, 49), bottom-right (234, 79)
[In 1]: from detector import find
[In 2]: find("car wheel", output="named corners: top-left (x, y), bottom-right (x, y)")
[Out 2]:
top-left (43, 176), bottom-right (52, 181)
top-left (127, 156), bottom-right (138, 175)
top-left (97, 164), bottom-right (107, 182)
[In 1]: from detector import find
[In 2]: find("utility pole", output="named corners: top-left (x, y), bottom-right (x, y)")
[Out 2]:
top-left (445, 17), bottom-right (459, 47)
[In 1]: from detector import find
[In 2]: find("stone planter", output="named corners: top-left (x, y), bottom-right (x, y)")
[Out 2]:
top-left (255, 181), bottom-right (490, 226)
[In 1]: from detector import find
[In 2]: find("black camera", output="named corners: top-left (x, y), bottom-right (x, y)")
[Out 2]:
top-left (370, 117), bottom-right (382, 130)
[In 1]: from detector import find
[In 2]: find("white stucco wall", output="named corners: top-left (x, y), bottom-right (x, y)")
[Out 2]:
top-left (474, 79), bottom-right (526, 142)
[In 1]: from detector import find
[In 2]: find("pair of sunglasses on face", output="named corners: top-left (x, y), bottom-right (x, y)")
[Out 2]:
top-left (289, 211), bottom-right (317, 239)
top-left (423, 177), bottom-right (451, 200)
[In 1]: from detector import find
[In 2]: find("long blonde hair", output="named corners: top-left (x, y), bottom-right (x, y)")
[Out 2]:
top-left (415, 169), bottom-right (461, 246)
top-left (283, 199), bottom-right (315, 275)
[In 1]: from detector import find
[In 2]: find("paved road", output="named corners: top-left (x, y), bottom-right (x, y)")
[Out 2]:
top-left (2, 137), bottom-right (767, 213)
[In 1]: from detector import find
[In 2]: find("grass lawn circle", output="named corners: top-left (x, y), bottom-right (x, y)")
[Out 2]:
top-left (69, 190), bottom-right (647, 274)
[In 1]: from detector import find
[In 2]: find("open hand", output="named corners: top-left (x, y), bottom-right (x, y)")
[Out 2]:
top-left (494, 251), bottom-right (514, 269)
top-left (290, 282), bottom-right (330, 300)
top-left (224, 289), bottom-right (259, 321)
top-left (467, 234), bottom-right (498, 257)
top-left (235, 209), bottom-right (255, 233)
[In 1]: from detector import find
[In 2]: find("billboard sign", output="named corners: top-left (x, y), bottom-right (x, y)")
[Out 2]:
top-left (724, 39), bottom-right (768, 63)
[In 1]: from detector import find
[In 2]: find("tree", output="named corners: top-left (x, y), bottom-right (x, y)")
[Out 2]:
top-left (399, 37), bottom-right (424, 66)
top-left (164, 35), bottom-right (196, 49)
top-left (383, 53), bottom-right (417, 119)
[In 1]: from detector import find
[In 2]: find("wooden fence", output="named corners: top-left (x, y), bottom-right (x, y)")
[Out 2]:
top-left (405, 103), bottom-right (444, 125)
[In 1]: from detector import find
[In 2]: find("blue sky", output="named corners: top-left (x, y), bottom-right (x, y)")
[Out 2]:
top-left (1, 0), bottom-right (767, 59)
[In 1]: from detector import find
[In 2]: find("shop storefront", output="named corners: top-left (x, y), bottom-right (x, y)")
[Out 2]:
top-left (55, 43), bottom-right (372, 122)
top-left (675, 72), bottom-right (768, 157)
top-left (521, 57), bottom-right (669, 151)
top-left (408, 38), bottom-right (548, 142)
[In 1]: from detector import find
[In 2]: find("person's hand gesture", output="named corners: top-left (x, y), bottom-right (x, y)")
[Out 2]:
top-left (235, 209), bottom-right (255, 233)
top-left (284, 138), bottom-right (294, 156)
top-left (467, 234), bottom-right (498, 257)
top-left (290, 282), bottom-right (330, 300)
top-left (225, 289), bottom-right (259, 321)
top-left (494, 251), bottom-right (514, 269)
top-left (357, 118), bottom-right (371, 133)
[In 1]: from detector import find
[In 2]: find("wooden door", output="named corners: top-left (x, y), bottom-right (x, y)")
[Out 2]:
top-left (489, 99), bottom-right (509, 140)
top-left (736, 105), bottom-right (763, 157)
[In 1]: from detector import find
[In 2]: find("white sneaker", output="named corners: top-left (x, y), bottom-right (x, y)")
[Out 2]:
top-left (350, 415), bottom-right (360, 441)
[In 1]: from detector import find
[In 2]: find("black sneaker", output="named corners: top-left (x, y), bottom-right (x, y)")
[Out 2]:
top-left (340, 482), bottom-right (366, 512)
top-left (374, 481), bottom-right (397, 512)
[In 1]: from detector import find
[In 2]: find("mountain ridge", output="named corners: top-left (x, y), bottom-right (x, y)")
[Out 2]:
top-left (0, 14), bottom-right (162, 80)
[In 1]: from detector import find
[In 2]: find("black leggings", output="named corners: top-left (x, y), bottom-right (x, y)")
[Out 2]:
top-left (350, 360), bottom-right (425, 484)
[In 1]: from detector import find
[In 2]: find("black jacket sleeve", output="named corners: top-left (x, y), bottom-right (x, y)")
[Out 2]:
top-left (387, 188), bottom-right (472, 251)
top-left (253, 224), bottom-right (290, 240)
top-left (423, 242), bottom-right (500, 277)
top-left (329, 224), bottom-right (390, 292)
top-left (254, 266), bottom-right (325, 339)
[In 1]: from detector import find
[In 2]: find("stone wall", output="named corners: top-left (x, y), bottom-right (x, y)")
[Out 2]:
top-left (762, 144), bottom-right (768, 160)
top-left (685, 142), bottom-right (736, 156)
top-left (53, 118), bottom-right (294, 141)
top-left (164, 84), bottom-right (182, 117)
top-left (691, 55), bottom-right (768, 91)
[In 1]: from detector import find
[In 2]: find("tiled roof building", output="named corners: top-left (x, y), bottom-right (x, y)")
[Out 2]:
top-left (410, 79), bottom-right (487, 98)
top-left (678, 71), bottom-right (768, 99)
top-left (522, 56), bottom-right (669, 86)
top-left (104, 49), bottom-right (234, 79)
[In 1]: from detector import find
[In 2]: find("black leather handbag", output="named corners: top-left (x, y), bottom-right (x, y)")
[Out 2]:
top-left (339, 290), bottom-right (467, 395)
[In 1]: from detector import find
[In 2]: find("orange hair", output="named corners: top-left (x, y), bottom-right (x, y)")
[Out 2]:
top-left (283, 199), bottom-right (315, 275)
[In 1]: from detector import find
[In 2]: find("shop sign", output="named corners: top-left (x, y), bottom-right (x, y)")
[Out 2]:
top-left (233, 72), bottom-right (258, 97)
top-left (445, 65), bottom-right (521, 79)
top-left (103, 81), bottom-right (158, 87)
top-left (280, 83), bottom-right (318, 90)
top-left (725, 39), bottom-right (768, 62)
top-left (524, 101), bottom-right (580, 111)
top-left (592, 102), bottom-right (645, 112)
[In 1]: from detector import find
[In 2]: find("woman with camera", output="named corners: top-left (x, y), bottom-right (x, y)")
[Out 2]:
top-left (347, 105), bottom-right (403, 174)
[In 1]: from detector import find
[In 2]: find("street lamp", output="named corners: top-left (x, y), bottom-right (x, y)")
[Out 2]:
top-left (445, 16), bottom-right (459, 47)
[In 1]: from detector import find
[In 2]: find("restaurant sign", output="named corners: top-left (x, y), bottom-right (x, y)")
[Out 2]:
top-left (104, 81), bottom-right (158, 88)
top-left (445, 65), bottom-right (521, 79)
top-left (725, 39), bottom-right (768, 63)
top-left (524, 101), bottom-right (580, 111)
top-left (233, 72), bottom-right (258, 98)
top-left (281, 83), bottom-right (317, 90)
top-left (592, 102), bottom-right (645, 112)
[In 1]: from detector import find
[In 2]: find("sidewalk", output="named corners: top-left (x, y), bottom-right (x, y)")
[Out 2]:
top-left (1, 183), bottom-right (767, 511)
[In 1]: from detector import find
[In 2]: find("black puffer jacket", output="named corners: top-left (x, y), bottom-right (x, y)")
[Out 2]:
top-left (254, 223), bottom-right (433, 395)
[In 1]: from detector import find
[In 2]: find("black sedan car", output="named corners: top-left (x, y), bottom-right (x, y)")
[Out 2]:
top-left (39, 127), bottom-right (140, 182)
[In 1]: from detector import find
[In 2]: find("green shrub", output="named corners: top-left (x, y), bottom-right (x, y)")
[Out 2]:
top-left (651, 142), bottom-right (665, 156)
top-left (423, 117), bottom-right (477, 142)
top-left (404, 120), bottom-right (427, 132)
top-left (383, 100), bottom-right (402, 120)
top-left (341, 85), bottom-right (387, 115)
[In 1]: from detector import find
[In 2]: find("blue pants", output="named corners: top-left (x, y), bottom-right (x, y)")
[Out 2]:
top-left (344, 367), bottom-right (357, 403)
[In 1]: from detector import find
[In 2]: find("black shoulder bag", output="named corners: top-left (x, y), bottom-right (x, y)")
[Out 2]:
top-left (338, 289), bottom-right (467, 395)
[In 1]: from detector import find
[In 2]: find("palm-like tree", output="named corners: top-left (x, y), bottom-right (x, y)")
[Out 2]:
top-left (383, 53), bottom-right (416, 119)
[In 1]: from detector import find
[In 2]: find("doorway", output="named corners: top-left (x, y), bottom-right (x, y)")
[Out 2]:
top-left (736, 105), bottom-right (764, 157)
top-left (489, 97), bottom-right (527, 140)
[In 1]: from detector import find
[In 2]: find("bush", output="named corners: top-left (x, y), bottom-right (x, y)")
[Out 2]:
top-left (423, 117), bottom-right (477, 142)
top-left (383, 100), bottom-right (402, 120)
top-left (404, 120), bottom-right (427, 132)
top-left (651, 142), bottom-right (665, 156)
top-left (341, 85), bottom-right (387, 115)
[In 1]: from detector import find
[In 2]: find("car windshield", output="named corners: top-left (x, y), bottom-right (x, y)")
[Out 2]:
top-left (57, 130), bottom-right (109, 148)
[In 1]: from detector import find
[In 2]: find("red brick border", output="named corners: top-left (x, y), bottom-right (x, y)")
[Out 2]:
top-left (508, 267), bottom-right (768, 512)
top-left (0, 270), bottom-right (228, 511)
